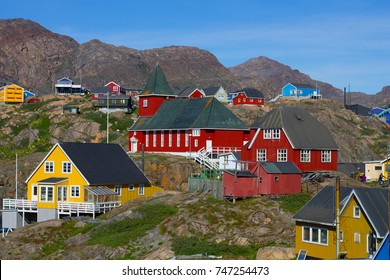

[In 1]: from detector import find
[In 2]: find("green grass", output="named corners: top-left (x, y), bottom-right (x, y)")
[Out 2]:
top-left (82, 111), bottom-right (107, 130)
top-left (87, 203), bottom-right (178, 247)
top-left (171, 237), bottom-right (263, 259)
top-left (279, 193), bottom-right (312, 213)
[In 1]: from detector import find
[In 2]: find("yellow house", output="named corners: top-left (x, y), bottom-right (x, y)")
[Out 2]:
top-left (0, 84), bottom-right (24, 103)
top-left (2, 142), bottom-right (162, 227)
top-left (293, 186), bottom-right (388, 259)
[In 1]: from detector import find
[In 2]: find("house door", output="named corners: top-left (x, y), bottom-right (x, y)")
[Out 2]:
top-left (31, 184), bottom-right (38, 201)
top-left (206, 140), bottom-right (213, 152)
top-left (131, 138), bottom-right (138, 152)
top-left (57, 186), bottom-right (68, 202)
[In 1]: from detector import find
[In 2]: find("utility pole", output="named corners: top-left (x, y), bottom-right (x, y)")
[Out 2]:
top-left (15, 153), bottom-right (18, 200)
top-left (106, 92), bottom-right (109, 143)
top-left (335, 177), bottom-right (340, 259)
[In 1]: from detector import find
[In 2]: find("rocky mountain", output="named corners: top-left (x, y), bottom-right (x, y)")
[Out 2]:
top-left (229, 56), bottom-right (344, 100)
top-left (1, 18), bottom-right (388, 106)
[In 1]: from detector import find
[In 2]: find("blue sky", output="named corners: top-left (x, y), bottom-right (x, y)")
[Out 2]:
top-left (2, 0), bottom-right (390, 94)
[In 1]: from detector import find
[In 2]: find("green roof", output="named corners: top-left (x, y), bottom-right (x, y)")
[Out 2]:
top-left (130, 97), bottom-right (249, 131)
top-left (141, 63), bottom-right (174, 96)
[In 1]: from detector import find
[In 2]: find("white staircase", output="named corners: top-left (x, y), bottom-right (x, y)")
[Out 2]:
top-left (193, 147), bottom-right (219, 170)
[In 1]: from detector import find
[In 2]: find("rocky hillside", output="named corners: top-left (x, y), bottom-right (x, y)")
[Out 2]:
top-left (1, 18), bottom-right (388, 106)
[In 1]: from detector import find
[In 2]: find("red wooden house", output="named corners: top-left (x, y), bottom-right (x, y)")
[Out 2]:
top-left (222, 162), bottom-right (301, 197)
top-left (128, 97), bottom-right (251, 157)
top-left (232, 88), bottom-right (265, 106)
top-left (241, 106), bottom-right (339, 172)
top-left (105, 81), bottom-right (125, 95)
top-left (176, 87), bottom-right (205, 99)
top-left (138, 63), bottom-right (176, 117)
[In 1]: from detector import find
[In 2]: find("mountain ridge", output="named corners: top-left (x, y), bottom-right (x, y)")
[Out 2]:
top-left (0, 18), bottom-right (389, 106)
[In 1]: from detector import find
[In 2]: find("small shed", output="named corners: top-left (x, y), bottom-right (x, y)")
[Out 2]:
top-left (222, 170), bottom-right (259, 198)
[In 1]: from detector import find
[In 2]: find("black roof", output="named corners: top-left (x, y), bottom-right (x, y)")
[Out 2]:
top-left (293, 186), bottom-right (389, 237)
top-left (89, 86), bottom-right (110, 94)
top-left (237, 88), bottom-right (264, 98)
top-left (130, 97), bottom-right (249, 131)
top-left (203, 86), bottom-right (221, 96)
top-left (224, 170), bottom-right (257, 178)
top-left (251, 106), bottom-right (338, 150)
top-left (261, 162), bottom-right (301, 174)
top-left (175, 87), bottom-right (202, 97)
top-left (59, 142), bottom-right (149, 185)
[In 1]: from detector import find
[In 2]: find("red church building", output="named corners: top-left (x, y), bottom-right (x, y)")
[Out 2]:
top-left (241, 106), bottom-right (339, 172)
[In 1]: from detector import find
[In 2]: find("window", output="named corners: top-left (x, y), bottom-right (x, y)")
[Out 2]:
top-left (113, 86), bottom-right (118, 91)
top-left (99, 99), bottom-right (105, 105)
top-left (340, 230), bottom-right (344, 242)
top-left (153, 131), bottom-right (156, 147)
top-left (321, 150), bottom-right (331, 162)
top-left (70, 186), bottom-right (80, 198)
top-left (40, 186), bottom-right (54, 202)
top-left (250, 98), bottom-right (253, 102)
top-left (143, 99), bottom-right (148, 108)
top-left (145, 131), bottom-right (149, 147)
top-left (192, 129), bottom-right (200, 137)
top-left (223, 156), bottom-right (229, 165)
top-left (272, 129), bottom-right (280, 139)
top-left (263, 129), bottom-right (271, 139)
top-left (274, 176), bottom-right (279, 181)
top-left (354, 232), bottom-right (361, 243)
top-left (277, 149), bottom-right (287, 162)
top-left (258, 98), bottom-right (262, 102)
top-left (177, 130), bottom-right (180, 147)
top-left (353, 206), bottom-right (361, 218)
top-left (243, 98), bottom-right (246, 102)
top-left (45, 161), bottom-right (54, 173)
top-left (128, 184), bottom-right (134, 191)
top-left (114, 185), bottom-right (121, 196)
top-left (374, 166), bottom-right (382, 171)
top-left (62, 162), bottom-right (72, 173)
top-left (169, 130), bottom-right (172, 147)
top-left (161, 131), bottom-right (164, 147)
top-left (194, 139), bottom-right (198, 147)
top-left (185, 131), bottom-right (189, 147)
top-left (302, 226), bottom-right (328, 245)
top-left (256, 149), bottom-right (266, 162)
top-left (300, 150), bottom-right (311, 162)
top-left (139, 184), bottom-right (144, 196)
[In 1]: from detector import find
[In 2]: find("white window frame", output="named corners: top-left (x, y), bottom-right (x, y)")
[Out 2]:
top-left (153, 131), bottom-right (156, 147)
top-left (256, 149), bottom-right (266, 162)
top-left (161, 131), bottom-right (164, 147)
top-left (263, 129), bottom-right (271, 139)
top-left (70, 185), bottom-right (80, 198)
top-left (272, 129), bottom-right (280, 139)
top-left (192, 129), bottom-right (200, 137)
top-left (300, 150), bottom-right (311, 162)
top-left (353, 206), bottom-right (361, 218)
top-left (128, 184), bottom-right (135, 191)
top-left (145, 131), bottom-right (149, 147)
top-left (169, 130), bottom-right (172, 147)
top-left (114, 185), bottom-right (122, 196)
top-left (194, 139), bottom-right (198, 147)
top-left (139, 184), bottom-right (144, 196)
top-left (340, 230), bottom-right (344, 242)
top-left (177, 130), bottom-right (180, 147)
top-left (62, 161), bottom-right (72, 174)
top-left (40, 186), bottom-right (54, 202)
top-left (277, 149), bottom-right (287, 162)
top-left (44, 161), bottom-right (54, 173)
top-left (302, 226), bottom-right (328, 245)
top-left (143, 99), bottom-right (148, 108)
top-left (321, 150), bottom-right (331, 162)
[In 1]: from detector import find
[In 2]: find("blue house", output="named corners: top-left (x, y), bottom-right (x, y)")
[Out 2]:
top-left (373, 232), bottom-right (389, 260)
top-left (371, 107), bottom-right (390, 124)
top-left (281, 83), bottom-right (321, 99)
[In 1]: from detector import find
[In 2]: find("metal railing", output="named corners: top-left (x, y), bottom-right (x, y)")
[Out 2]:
top-left (57, 201), bottom-right (121, 217)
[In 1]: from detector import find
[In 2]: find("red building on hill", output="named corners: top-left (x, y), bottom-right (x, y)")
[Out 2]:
top-left (232, 88), bottom-right (265, 106)
top-left (241, 106), bottom-right (339, 172)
